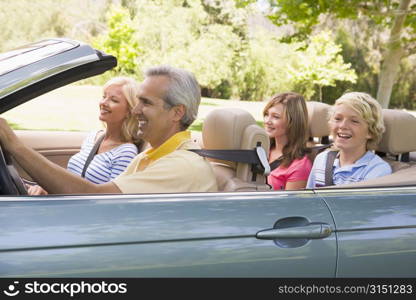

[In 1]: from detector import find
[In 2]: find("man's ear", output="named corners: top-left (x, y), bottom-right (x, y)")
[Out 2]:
top-left (172, 104), bottom-right (186, 122)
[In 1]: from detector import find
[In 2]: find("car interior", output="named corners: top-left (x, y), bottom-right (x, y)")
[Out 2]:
top-left (334, 108), bottom-right (416, 188)
top-left (194, 101), bottom-right (416, 191)
top-left (196, 107), bottom-right (271, 192)
top-left (10, 100), bottom-right (416, 194)
top-left (304, 102), bottom-right (416, 189)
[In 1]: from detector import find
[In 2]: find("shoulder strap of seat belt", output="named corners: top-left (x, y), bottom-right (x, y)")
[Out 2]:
top-left (310, 144), bottom-right (332, 152)
top-left (189, 146), bottom-right (271, 176)
top-left (269, 144), bottom-right (332, 172)
top-left (81, 131), bottom-right (105, 178)
top-left (269, 159), bottom-right (282, 171)
top-left (324, 150), bottom-right (338, 186)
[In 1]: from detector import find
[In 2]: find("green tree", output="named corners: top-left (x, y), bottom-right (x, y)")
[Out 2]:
top-left (245, 0), bottom-right (416, 108)
top-left (234, 29), bottom-right (298, 101)
top-left (199, 0), bottom-right (251, 98)
top-left (132, 0), bottom-right (244, 93)
top-left (0, 0), bottom-right (107, 52)
top-left (93, 5), bottom-right (141, 77)
top-left (289, 31), bottom-right (357, 101)
top-left (0, 0), bottom-right (69, 52)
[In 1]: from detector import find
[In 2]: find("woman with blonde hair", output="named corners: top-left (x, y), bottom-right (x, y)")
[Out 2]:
top-left (263, 92), bottom-right (312, 190)
top-left (307, 92), bottom-right (392, 188)
top-left (28, 76), bottom-right (143, 195)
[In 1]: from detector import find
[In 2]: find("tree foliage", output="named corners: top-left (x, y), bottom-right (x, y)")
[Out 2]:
top-left (252, 0), bottom-right (416, 107)
top-left (131, 0), bottom-right (245, 97)
top-left (97, 0), bottom-right (356, 101)
top-left (234, 30), bottom-right (298, 101)
top-left (0, 0), bottom-right (69, 52)
top-left (4, 0), bottom-right (416, 107)
top-left (93, 5), bottom-right (141, 77)
top-left (0, 0), bottom-right (106, 52)
top-left (289, 31), bottom-right (357, 100)
top-left (263, 0), bottom-right (416, 42)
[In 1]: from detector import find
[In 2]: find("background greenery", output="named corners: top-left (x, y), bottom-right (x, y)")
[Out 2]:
top-left (2, 85), bottom-right (265, 131)
top-left (246, 0), bottom-right (416, 109)
top-left (0, 0), bottom-right (415, 112)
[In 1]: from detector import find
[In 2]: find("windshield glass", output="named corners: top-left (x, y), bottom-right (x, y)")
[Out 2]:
top-left (0, 40), bottom-right (77, 76)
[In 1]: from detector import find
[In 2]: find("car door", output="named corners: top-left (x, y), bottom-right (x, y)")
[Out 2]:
top-left (14, 130), bottom-right (87, 180)
top-left (315, 186), bottom-right (416, 277)
top-left (0, 190), bottom-right (336, 277)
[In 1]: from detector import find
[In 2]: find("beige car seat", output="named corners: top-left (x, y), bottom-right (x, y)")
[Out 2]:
top-left (327, 109), bottom-right (416, 188)
top-left (202, 107), bottom-right (271, 192)
top-left (377, 109), bottom-right (416, 172)
top-left (305, 101), bottom-right (332, 161)
top-left (306, 101), bottom-right (332, 145)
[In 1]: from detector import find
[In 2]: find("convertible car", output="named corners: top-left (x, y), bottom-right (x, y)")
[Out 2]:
top-left (0, 38), bottom-right (415, 277)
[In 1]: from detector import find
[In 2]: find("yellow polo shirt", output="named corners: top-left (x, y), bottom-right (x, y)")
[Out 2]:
top-left (113, 131), bottom-right (218, 193)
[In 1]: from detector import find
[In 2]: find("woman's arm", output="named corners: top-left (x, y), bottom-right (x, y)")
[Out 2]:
top-left (285, 180), bottom-right (307, 190)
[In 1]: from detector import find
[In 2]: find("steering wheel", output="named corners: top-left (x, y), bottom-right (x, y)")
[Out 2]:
top-left (0, 143), bottom-right (27, 195)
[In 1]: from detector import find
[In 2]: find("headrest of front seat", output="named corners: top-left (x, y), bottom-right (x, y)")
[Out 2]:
top-left (202, 107), bottom-right (270, 183)
top-left (377, 109), bottom-right (416, 155)
top-left (306, 101), bottom-right (331, 138)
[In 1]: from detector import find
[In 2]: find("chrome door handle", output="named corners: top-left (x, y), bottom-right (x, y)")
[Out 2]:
top-left (256, 223), bottom-right (332, 240)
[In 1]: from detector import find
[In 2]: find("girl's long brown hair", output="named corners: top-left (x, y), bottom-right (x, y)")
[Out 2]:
top-left (263, 92), bottom-right (309, 168)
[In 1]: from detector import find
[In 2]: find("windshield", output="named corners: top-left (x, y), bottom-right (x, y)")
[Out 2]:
top-left (0, 40), bottom-right (77, 76)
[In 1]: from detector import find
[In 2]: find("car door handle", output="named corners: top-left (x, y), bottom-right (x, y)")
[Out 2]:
top-left (256, 223), bottom-right (332, 240)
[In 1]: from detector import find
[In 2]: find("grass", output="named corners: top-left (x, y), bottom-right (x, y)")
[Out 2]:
top-left (189, 120), bottom-right (203, 132)
top-left (1, 84), bottom-right (266, 132)
top-left (3, 85), bottom-right (103, 131)
top-left (200, 100), bottom-right (219, 106)
top-left (4, 84), bottom-right (415, 133)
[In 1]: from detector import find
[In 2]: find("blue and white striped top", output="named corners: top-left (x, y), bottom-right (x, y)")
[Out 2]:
top-left (67, 131), bottom-right (138, 184)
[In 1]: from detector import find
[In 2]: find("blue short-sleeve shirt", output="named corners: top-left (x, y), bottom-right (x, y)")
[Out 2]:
top-left (306, 150), bottom-right (392, 188)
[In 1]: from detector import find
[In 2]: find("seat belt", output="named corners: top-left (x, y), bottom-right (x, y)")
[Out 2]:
top-left (191, 144), bottom-right (333, 180)
top-left (81, 131), bottom-right (105, 178)
top-left (311, 144), bottom-right (332, 152)
top-left (324, 150), bottom-right (338, 186)
top-left (269, 144), bottom-right (332, 172)
top-left (190, 144), bottom-right (271, 179)
top-left (269, 158), bottom-right (282, 171)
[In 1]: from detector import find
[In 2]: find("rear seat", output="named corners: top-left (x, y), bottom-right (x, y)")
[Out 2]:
top-left (194, 103), bottom-right (416, 190)
top-left (192, 102), bottom-right (332, 191)
top-left (201, 108), bottom-right (271, 192)
top-left (306, 101), bottom-right (331, 145)
top-left (305, 101), bottom-right (332, 162)
top-left (191, 131), bottom-right (203, 147)
top-left (304, 103), bottom-right (416, 173)
top-left (327, 109), bottom-right (416, 188)
top-left (377, 109), bottom-right (416, 171)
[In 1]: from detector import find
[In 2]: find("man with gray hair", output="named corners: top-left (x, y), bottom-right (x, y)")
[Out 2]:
top-left (0, 65), bottom-right (218, 194)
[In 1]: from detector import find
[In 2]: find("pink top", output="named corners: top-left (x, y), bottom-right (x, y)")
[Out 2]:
top-left (267, 156), bottom-right (312, 190)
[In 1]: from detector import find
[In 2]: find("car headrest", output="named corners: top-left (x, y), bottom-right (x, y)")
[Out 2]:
top-left (306, 101), bottom-right (331, 138)
top-left (202, 108), bottom-right (270, 182)
top-left (203, 108), bottom-right (257, 150)
top-left (377, 109), bottom-right (416, 155)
